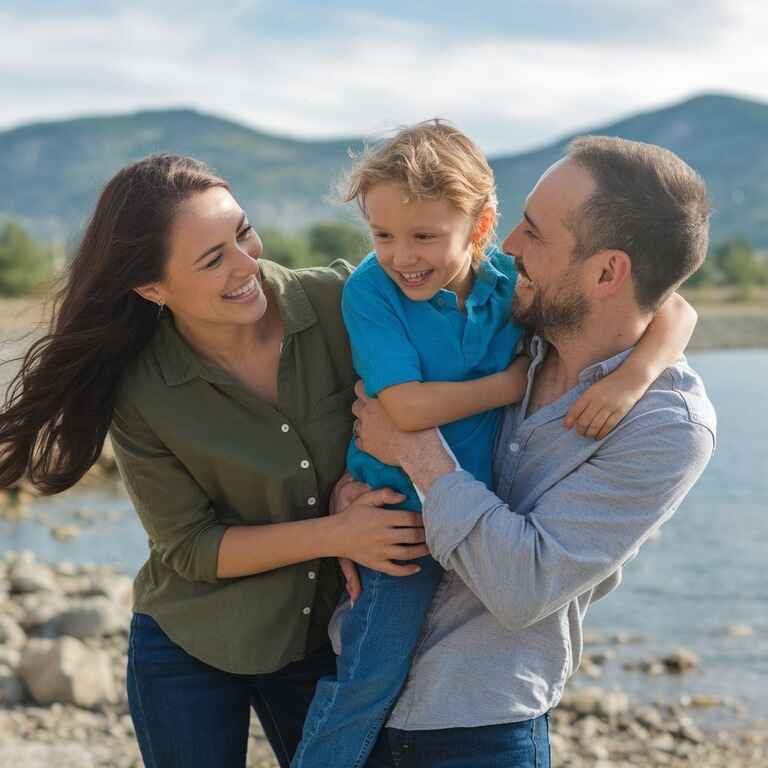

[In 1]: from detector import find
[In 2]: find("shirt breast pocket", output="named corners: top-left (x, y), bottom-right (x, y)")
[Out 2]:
top-left (309, 384), bottom-right (356, 421)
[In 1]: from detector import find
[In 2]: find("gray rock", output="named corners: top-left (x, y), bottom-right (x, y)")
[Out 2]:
top-left (9, 561), bottom-right (57, 595)
top-left (0, 665), bottom-right (25, 706)
top-left (561, 686), bottom-right (631, 718)
top-left (0, 616), bottom-right (26, 648)
top-left (19, 637), bottom-right (116, 707)
top-left (661, 648), bottom-right (700, 673)
top-left (44, 597), bottom-right (129, 640)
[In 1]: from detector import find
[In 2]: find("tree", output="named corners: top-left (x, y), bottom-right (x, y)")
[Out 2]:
top-left (307, 221), bottom-right (370, 266)
top-left (0, 221), bottom-right (54, 296)
top-left (259, 228), bottom-right (312, 269)
top-left (713, 238), bottom-right (767, 300)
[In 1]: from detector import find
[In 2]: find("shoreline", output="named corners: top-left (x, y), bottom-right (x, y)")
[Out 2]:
top-left (0, 549), bottom-right (765, 768)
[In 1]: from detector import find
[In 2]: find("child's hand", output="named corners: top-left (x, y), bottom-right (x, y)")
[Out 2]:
top-left (503, 355), bottom-right (531, 403)
top-left (565, 373), bottom-right (645, 440)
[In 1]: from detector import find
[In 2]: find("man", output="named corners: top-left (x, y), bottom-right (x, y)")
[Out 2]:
top-left (349, 136), bottom-right (716, 767)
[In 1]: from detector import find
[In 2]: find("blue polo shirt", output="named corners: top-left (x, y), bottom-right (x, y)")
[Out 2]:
top-left (342, 248), bottom-right (524, 511)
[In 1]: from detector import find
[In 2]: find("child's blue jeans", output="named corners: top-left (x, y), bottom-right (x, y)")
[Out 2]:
top-left (291, 553), bottom-right (443, 768)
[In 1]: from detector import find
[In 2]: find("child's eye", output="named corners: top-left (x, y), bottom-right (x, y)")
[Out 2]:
top-left (204, 253), bottom-right (223, 269)
top-left (415, 233), bottom-right (436, 241)
top-left (372, 232), bottom-right (391, 241)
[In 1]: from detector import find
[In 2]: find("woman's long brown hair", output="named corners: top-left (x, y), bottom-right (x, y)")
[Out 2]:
top-left (0, 154), bottom-right (228, 493)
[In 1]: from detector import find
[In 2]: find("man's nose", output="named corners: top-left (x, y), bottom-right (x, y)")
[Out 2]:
top-left (501, 226), bottom-right (521, 256)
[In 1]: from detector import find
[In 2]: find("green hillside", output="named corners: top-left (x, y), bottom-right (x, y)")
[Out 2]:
top-left (0, 109), bottom-right (363, 240)
top-left (1, 93), bottom-right (767, 247)
top-left (492, 93), bottom-right (768, 247)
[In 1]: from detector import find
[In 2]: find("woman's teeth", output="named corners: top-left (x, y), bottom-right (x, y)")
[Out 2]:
top-left (224, 275), bottom-right (257, 299)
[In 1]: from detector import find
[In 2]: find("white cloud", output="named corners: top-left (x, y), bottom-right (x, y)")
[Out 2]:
top-left (0, 1), bottom-right (767, 155)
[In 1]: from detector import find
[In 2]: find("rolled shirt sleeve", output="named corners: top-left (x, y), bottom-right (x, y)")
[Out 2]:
top-left (422, 413), bottom-right (715, 632)
top-left (111, 395), bottom-right (228, 584)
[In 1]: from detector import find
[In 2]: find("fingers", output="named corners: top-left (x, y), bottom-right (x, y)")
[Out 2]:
top-left (388, 544), bottom-right (430, 560)
top-left (379, 561), bottom-right (422, 577)
top-left (584, 408), bottom-right (611, 439)
top-left (338, 480), bottom-right (370, 509)
top-left (573, 401), bottom-right (602, 436)
top-left (356, 488), bottom-right (407, 507)
top-left (386, 510), bottom-right (424, 528)
top-left (565, 396), bottom-right (588, 429)
top-left (338, 557), bottom-right (362, 603)
top-left (354, 380), bottom-right (369, 403)
top-left (596, 412), bottom-right (623, 440)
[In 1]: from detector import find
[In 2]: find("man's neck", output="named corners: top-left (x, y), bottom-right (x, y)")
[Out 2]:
top-left (540, 308), bottom-right (652, 394)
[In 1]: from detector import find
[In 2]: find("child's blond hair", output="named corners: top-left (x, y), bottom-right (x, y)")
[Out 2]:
top-left (342, 120), bottom-right (498, 267)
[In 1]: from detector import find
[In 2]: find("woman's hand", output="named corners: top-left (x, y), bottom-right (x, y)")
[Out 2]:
top-left (332, 486), bottom-right (428, 577)
top-left (329, 472), bottom-right (370, 603)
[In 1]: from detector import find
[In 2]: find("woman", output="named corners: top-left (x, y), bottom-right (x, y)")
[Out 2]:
top-left (0, 154), bottom-right (427, 768)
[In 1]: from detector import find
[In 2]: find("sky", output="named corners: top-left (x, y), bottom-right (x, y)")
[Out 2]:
top-left (1, 0), bottom-right (767, 156)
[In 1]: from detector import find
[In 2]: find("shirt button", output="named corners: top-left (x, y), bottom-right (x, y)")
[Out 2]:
top-left (308, 571), bottom-right (317, 580)
top-left (302, 606), bottom-right (311, 615)
top-left (509, 442), bottom-right (520, 453)
top-left (307, 496), bottom-right (317, 506)
top-left (300, 459), bottom-right (310, 469)
top-left (281, 424), bottom-right (290, 433)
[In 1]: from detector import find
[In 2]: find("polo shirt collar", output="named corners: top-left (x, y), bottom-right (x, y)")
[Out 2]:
top-left (430, 251), bottom-right (510, 310)
top-left (156, 259), bottom-right (318, 387)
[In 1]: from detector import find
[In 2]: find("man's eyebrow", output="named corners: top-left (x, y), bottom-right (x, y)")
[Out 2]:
top-left (194, 212), bottom-right (247, 263)
top-left (523, 211), bottom-right (541, 233)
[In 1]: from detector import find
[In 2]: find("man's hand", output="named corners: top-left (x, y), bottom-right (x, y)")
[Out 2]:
top-left (353, 381), bottom-right (458, 498)
top-left (329, 472), bottom-right (370, 603)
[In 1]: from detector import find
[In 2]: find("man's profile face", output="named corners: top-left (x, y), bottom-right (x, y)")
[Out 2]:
top-left (502, 159), bottom-right (596, 337)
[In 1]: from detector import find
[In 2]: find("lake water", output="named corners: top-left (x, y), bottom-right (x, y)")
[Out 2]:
top-left (1, 348), bottom-right (766, 726)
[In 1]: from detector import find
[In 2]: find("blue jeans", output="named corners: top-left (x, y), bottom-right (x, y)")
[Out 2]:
top-left (365, 715), bottom-right (551, 768)
top-left (292, 555), bottom-right (444, 767)
top-left (127, 612), bottom-right (337, 768)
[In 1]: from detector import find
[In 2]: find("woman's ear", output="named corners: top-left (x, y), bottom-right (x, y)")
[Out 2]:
top-left (133, 284), bottom-right (164, 306)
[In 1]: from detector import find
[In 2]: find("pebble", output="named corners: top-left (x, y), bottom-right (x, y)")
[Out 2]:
top-left (0, 553), bottom-right (763, 767)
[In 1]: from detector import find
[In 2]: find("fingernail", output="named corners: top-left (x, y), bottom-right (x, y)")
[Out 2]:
top-left (350, 600), bottom-right (355, 608)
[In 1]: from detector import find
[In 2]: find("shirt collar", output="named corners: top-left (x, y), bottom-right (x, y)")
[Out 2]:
top-left (430, 248), bottom-right (510, 310)
top-left (155, 259), bottom-right (317, 387)
top-left (528, 335), bottom-right (634, 385)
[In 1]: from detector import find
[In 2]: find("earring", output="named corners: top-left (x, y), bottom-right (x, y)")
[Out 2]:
top-left (157, 301), bottom-right (165, 319)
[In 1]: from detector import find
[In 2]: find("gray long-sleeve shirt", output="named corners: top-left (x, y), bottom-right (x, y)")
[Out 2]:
top-left (387, 337), bottom-right (716, 730)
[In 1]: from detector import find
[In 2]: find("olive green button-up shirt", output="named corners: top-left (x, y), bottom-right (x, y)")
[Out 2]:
top-left (110, 259), bottom-right (355, 674)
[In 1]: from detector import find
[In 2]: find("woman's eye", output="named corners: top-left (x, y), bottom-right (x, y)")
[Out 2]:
top-left (204, 253), bottom-right (223, 269)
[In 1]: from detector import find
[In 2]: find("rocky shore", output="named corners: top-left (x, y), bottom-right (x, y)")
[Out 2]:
top-left (0, 551), bottom-right (764, 768)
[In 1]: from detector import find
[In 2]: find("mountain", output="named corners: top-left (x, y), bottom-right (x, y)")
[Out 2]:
top-left (1, 94), bottom-right (767, 247)
top-left (0, 109), bottom-right (364, 240)
top-left (491, 93), bottom-right (768, 249)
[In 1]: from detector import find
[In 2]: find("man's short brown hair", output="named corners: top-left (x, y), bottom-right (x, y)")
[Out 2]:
top-left (566, 136), bottom-right (710, 311)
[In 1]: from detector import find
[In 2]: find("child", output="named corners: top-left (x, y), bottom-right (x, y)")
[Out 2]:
top-left (292, 121), bottom-right (696, 768)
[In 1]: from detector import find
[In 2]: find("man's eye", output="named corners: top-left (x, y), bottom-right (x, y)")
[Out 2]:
top-left (238, 225), bottom-right (254, 240)
top-left (204, 253), bottom-right (223, 269)
top-left (524, 229), bottom-right (536, 240)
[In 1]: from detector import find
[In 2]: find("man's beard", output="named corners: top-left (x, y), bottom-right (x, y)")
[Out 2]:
top-left (511, 280), bottom-right (590, 339)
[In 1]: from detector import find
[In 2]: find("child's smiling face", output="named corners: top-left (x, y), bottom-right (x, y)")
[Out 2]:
top-left (365, 183), bottom-right (480, 304)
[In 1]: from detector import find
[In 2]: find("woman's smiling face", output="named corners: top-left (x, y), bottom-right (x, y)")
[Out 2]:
top-left (146, 187), bottom-right (268, 330)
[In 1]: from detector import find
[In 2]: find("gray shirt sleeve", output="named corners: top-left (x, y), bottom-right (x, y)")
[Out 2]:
top-left (422, 414), bottom-right (715, 632)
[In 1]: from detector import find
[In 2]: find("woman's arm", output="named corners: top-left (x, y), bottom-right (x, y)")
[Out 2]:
top-left (216, 487), bottom-right (426, 578)
top-left (377, 355), bottom-right (530, 432)
top-left (566, 292), bottom-right (697, 439)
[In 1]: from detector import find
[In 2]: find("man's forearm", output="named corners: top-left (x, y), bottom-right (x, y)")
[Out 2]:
top-left (398, 429), bottom-right (459, 497)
